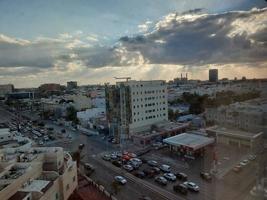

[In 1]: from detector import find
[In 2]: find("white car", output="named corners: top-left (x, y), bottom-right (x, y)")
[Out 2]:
top-left (164, 173), bottom-right (176, 181)
top-left (240, 159), bottom-right (249, 166)
top-left (114, 176), bottom-right (127, 184)
top-left (123, 164), bottom-right (134, 172)
top-left (248, 155), bottom-right (256, 161)
top-left (183, 182), bottom-right (200, 192)
top-left (130, 158), bottom-right (142, 165)
top-left (148, 160), bottom-right (158, 167)
top-left (160, 164), bottom-right (171, 172)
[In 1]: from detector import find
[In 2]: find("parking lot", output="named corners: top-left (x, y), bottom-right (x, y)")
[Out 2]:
top-left (99, 148), bottom-right (218, 200)
top-left (98, 141), bottom-right (263, 200)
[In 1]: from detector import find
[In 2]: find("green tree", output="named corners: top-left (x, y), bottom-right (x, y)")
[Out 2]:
top-left (66, 106), bottom-right (79, 124)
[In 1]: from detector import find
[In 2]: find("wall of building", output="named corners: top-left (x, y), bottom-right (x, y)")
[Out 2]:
top-left (60, 160), bottom-right (78, 200)
top-left (0, 84), bottom-right (14, 96)
top-left (127, 80), bottom-right (168, 132)
top-left (205, 100), bottom-right (267, 135)
top-left (39, 178), bottom-right (60, 200)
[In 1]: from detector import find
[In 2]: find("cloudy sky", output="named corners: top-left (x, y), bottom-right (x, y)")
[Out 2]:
top-left (0, 0), bottom-right (267, 87)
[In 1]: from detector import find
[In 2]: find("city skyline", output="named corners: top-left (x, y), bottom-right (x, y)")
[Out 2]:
top-left (0, 0), bottom-right (266, 87)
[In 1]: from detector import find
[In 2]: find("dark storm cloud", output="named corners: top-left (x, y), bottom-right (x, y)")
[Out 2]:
top-left (0, 35), bottom-right (70, 68)
top-left (0, 7), bottom-right (266, 70)
top-left (117, 7), bottom-right (267, 66)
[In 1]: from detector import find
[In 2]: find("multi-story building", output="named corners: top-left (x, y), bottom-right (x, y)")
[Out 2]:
top-left (209, 69), bottom-right (218, 82)
top-left (0, 134), bottom-right (78, 200)
top-left (38, 83), bottom-right (61, 96)
top-left (106, 80), bottom-right (168, 142)
top-left (67, 81), bottom-right (78, 90)
top-left (0, 84), bottom-right (14, 97)
top-left (205, 98), bottom-right (267, 136)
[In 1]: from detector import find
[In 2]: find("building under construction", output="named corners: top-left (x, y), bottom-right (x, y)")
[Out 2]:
top-left (105, 79), bottom-right (168, 143)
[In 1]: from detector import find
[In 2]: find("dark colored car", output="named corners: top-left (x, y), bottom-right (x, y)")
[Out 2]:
top-left (112, 160), bottom-right (122, 167)
top-left (61, 129), bottom-right (66, 133)
top-left (173, 184), bottom-right (188, 195)
top-left (176, 172), bottom-right (188, 181)
top-left (155, 176), bottom-right (167, 186)
top-left (200, 172), bottom-right (212, 181)
top-left (143, 168), bottom-right (156, 178)
top-left (151, 167), bottom-right (160, 174)
top-left (133, 171), bottom-right (146, 179)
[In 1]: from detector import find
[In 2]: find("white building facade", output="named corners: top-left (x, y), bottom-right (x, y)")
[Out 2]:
top-left (106, 80), bottom-right (168, 142)
top-left (127, 80), bottom-right (168, 132)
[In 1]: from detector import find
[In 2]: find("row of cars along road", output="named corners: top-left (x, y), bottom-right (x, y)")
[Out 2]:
top-left (102, 151), bottom-right (213, 196)
top-left (232, 154), bottom-right (257, 173)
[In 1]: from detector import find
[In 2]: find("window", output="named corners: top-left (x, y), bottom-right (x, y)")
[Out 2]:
top-left (55, 193), bottom-right (59, 200)
top-left (66, 184), bottom-right (70, 191)
top-left (73, 176), bottom-right (76, 182)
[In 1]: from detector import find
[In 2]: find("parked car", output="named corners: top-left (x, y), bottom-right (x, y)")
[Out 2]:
top-left (151, 167), bottom-right (160, 174)
top-left (112, 160), bottom-right (122, 167)
top-left (84, 163), bottom-right (95, 176)
top-left (173, 184), bottom-right (188, 195)
top-left (160, 164), bottom-right (171, 172)
top-left (155, 176), bottom-right (167, 186)
top-left (84, 163), bottom-right (95, 172)
top-left (130, 158), bottom-right (142, 165)
top-left (128, 152), bottom-right (137, 158)
top-left (43, 135), bottom-right (49, 141)
top-left (114, 176), bottom-right (127, 185)
top-left (128, 158), bottom-right (142, 169)
top-left (133, 171), bottom-right (146, 179)
top-left (123, 164), bottom-right (134, 172)
top-left (183, 182), bottom-right (200, 192)
top-left (147, 160), bottom-right (158, 167)
top-left (143, 168), bottom-right (156, 178)
top-left (102, 154), bottom-right (111, 161)
top-left (176, 172), bottom-right (188, 181)
top-left (164, 173), bottom-right (177, 181)
top-left (129, 161), bottom-right (141, 169)
top-left (240, 159), bottom-right (249, 166)
top-left (38, 140), bottom-right (44, 145)
top-left (200, 172), bottom-right (212, 181)
top-left (61, 129), bottom-right (66, 133)
top-left (248, 155), bottom-right (256, 161)
top-left (110, 153), bottom-right (117, 160)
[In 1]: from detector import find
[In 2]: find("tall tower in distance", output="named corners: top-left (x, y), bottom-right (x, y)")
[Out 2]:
top-left (209, 69), bottom-right (218, 82)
